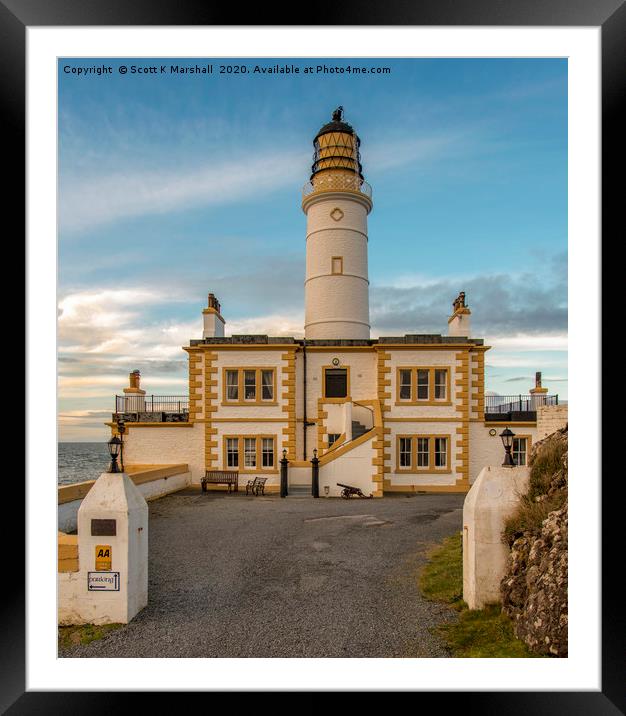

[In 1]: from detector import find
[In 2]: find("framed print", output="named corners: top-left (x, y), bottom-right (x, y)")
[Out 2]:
top-left (8, 0), bottom-right (621, 709)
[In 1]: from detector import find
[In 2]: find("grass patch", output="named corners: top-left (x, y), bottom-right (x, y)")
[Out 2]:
top-left (420, 532), bottom-right (542, 657)
top-left (420, 533), bottom-right (464, 610)
top-left (58, 623), bottom-right (123, 651)
top-left (437, 604), bottom-right (541, 658)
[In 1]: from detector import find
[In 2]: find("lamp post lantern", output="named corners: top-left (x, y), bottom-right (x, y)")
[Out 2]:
top-left (107, 435), bottom-right (122, 473)
top-left (500, 427), bottom-right (516, 467)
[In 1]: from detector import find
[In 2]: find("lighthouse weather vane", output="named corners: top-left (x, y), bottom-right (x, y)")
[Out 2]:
top-left (332, 106), bottom-right (344, 122)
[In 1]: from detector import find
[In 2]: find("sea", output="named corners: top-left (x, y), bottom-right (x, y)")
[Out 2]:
top-left (58, 442), bottom-right (111, 485)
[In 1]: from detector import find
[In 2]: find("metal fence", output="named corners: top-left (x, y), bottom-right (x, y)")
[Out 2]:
top-left (485, 394), bottom-right (559, 414)
top-left (115, 395), bottom-right (189, 414)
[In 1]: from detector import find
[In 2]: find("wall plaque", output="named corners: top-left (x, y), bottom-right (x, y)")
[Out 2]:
top-left (91, 518), bottom-right (117, 536)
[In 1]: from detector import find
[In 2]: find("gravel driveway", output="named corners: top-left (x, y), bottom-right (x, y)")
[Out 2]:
top-left (60, 490), bottom-right (463, 658)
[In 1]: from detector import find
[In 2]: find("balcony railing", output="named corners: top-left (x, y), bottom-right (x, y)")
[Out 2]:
top-left (114, 395), bottom-right (189, 422)
top-left (302, 175), bottom-right (372, 199)
top-left (484, 394), bottom-right (559, 421)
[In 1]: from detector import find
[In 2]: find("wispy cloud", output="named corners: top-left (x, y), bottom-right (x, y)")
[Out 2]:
top-left (490, 334), bottom-right (568, 352)
top-left (228, 313), bottom-right (304, 338)
top-left (366, 133), bottom-right (464, 173)
top-left (58, 288), bottom-right (200, 407)
top-left (503, 375), bottom-right (568, 383)
top-left (59, 150), bottom-right (306, 233)
top-left (59, 127), bottom-right (471, 234)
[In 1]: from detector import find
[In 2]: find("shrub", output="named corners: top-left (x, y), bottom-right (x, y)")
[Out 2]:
top-left (503, 428), bottom-right (567, 546)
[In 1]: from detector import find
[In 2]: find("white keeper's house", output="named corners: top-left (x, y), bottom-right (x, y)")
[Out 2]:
top-left (109, 108), bottom-right (567, 497)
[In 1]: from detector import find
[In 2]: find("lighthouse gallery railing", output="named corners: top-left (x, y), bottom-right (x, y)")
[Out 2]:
top-left (302, 176), bottom-right (372, 199)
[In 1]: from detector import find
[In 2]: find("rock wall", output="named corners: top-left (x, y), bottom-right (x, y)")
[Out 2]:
top-left (536, 404), bottom-right (568, 441)
top-left (500, 426), bottom-right (568, 657)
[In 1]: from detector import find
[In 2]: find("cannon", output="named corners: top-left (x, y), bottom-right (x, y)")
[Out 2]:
top-left (337, 483), bottom-right (373, 499)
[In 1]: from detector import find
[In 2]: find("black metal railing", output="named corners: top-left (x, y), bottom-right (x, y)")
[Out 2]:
top-left (485, 394), bottom-right (558, 414)
top-left (114, 395), bottom-right (189, 422)
top-left (484, 394), bottom-right (559, 421)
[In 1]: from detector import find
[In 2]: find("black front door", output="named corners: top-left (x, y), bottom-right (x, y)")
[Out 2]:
top-left (325, 368), bottom-right (347, 398)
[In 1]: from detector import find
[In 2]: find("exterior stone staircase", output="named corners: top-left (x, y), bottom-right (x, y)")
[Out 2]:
top-left (351, 420), bottom-right (368, 440)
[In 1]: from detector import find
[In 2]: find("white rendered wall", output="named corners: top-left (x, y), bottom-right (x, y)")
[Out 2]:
top-left (138, 471), bottom-right (190, 500)
top-left (213, 349), bottom-right (289, 421)
top-left (288, 465), bottom-right (311, 487)
top-left (318, 435), bottom-right (377, 497)
top-left (387, 349), bottom-right (461, 419)
top-left (304, 350), bottom-right (377, 420)
top-left (58, 471), bottom-right (190, 534)
top-left (294, 352), bottom-right (304, 460)
top-left (209, 348), bottom-right (292, 488)
top-left (469, 423), bottom-right (539, 484)
top-left (386, 421), bottom-right (459, 488)
top-left (324, 403), bottom-right (345, 434)
top-left (122, 424), bottom-right (204, 484)
top-left (448, 313), bottom-right (471, 337)
top-left (463, 465), bottom-right (530, 609)
top-left (59, 499), bottom-right (83, 534)
top-left (304, 193), bottom-right (371, 339)
top-left (384, 349), bottom-right (461, 488)
top-left (59, 472), bottom-right (149, 625)
top-left (213, 420), bottom-right (284, 490)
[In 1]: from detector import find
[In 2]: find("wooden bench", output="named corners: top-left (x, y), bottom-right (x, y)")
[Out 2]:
top-left (202, 470), bottom-right (239, 493)
top-left (245, 476), bottom-right (268, 496)
top-left (337, 483), bottom-right (372, 499)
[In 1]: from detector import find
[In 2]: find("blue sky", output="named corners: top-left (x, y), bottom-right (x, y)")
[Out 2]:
top-left (58, 58), bottom-right (567, 441)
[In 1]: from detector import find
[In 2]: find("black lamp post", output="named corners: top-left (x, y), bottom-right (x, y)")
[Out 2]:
top-left (108, 435), bottom-right (122, 473)
top-left (311, 448), bottom-right (320, 498)
top-left (280, 449), bottom-right (289, 498)
top-left (116, 417), bottom-right (126, 472)
top-left (500, 427), bottom-right (516, 467)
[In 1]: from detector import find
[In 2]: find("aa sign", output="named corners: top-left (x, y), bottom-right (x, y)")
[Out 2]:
top-left (95, 545), bottom-right (112, 571)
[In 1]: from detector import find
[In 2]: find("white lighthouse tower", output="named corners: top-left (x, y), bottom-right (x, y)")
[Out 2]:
top-left (302, 108), bottom-right (373, 339)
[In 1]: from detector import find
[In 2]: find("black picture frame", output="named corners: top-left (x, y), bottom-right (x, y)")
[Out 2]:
top-left (8, 0), bottom-right (619, 709)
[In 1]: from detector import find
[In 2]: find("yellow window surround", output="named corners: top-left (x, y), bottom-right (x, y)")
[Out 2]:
top-left (394, 433), bottom-right (452, 474)
top-left (222, 367), bottom-right (277, 406)
top-left (222, 434), bottom-right (278, 474)
top-left (395, 366), bottom-right (452, 406)
top-left (321, 364), bottom-right (351, 402)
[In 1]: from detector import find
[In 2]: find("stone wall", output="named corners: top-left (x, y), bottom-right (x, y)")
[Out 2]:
top-left (536, 404), bottom-right (568, 440)
top-left (58, 465), bottom-right (191, 533)
top-left (500, 426), bottom-right (568, 656)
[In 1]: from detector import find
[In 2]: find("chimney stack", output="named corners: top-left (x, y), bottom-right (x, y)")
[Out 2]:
top-left (122, 369), bottom-right (146, 412)
top-left (448, 291), bottom-right (471, 337)
top-left (202, 293), bottom-right (225, 338)
top-left (124, 369), bottom-right (145, 395)
top-left (530, 371), bottom-right (548, 409)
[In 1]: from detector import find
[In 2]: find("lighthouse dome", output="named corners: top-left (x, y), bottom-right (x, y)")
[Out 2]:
top-left (310, 107), bottom-right (363, 181)
top-left (314, 109), bottom-right (357, 141)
